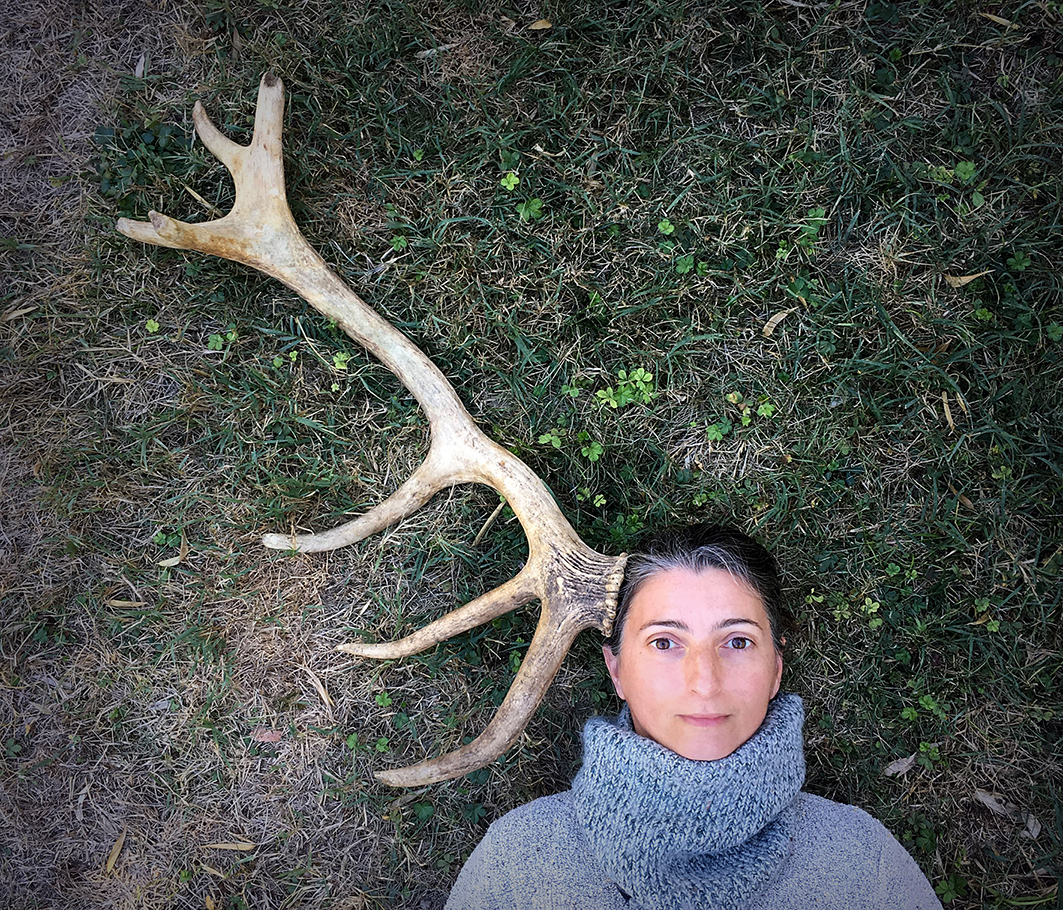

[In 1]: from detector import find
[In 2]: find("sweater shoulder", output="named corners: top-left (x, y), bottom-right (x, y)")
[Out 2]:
top-left (764, 792), bottom-right (942, 910)
top-left (788, 791), bottom-right (915, 863)
top-left (793, 791), bottom-right (893, 835)
top-left (486, 790), bottom-right (578, 835)
top-left (461, 789), bottom-right (584, 875)
top-left (446, 791), bottom-right (623, 910)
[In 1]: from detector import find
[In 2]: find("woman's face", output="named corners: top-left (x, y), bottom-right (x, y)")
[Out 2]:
top-left (602, 567), bottom-right (782, 761)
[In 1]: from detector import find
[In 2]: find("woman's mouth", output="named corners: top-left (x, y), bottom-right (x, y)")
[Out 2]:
top-left (679, 714), bottom-right (729, 727)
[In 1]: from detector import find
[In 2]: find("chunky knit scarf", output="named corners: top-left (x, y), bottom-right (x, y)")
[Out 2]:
top-left (571, 694), bottom-right (806, 910)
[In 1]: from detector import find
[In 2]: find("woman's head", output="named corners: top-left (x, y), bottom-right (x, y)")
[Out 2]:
top-left (601, 525), bottom-right (786, 761)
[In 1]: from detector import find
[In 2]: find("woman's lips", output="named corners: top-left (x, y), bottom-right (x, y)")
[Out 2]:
top-left (679, 714), bottom-right (729, 727)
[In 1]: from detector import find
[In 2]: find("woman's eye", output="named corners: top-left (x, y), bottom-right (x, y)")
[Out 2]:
top-left (727, 637), bottom-right (751, 650)
top-left (651, 637), bottom-right (674, 651)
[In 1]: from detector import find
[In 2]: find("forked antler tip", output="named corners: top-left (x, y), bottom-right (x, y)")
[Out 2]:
top-left (147, 210), bottom-right (175, 232)
top-left (116, 212), bottom-right (183, 250)
top-left (114, 216), bottom-right (140, 239)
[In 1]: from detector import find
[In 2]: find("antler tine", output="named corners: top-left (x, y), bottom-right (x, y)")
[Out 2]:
top-left (118, 73), bottom-right (630, 787)
top-left (361, 542), bottom-right (626, 786)
top-left (189, 100), bottom-right (243, 168)
top-left (375, 603), bottom-right (588, 787)
top-left (338, 569), bottom-right (536, 660)
top-left (116, 211), bottom-right (187, 250)
top-left (262, 448), bottom-right (451, 553)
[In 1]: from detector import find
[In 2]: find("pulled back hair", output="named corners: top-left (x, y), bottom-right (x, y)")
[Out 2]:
top-left (603, 524), bottom-right (785, 655)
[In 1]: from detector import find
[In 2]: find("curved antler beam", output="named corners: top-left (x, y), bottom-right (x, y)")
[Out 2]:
top-left (117, 74), bottom-right (627, 786)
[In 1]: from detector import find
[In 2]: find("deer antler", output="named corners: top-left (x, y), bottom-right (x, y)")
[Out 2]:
top-left (117, 74), bottom-right (627, 787)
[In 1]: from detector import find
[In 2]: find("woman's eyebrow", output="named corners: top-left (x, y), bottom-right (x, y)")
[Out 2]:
top-left (638, 619), bottom-right (689, 633)
top-left (715, 617), bottom-right (763, 631)
top-left (637, 617), bottom-right (762, 633)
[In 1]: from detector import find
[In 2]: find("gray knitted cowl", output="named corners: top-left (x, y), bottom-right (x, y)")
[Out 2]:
top-left (572, 693), bottom-right (806, 910)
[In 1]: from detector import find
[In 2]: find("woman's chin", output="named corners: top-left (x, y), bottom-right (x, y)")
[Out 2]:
top-left (665, 727), bottom-right (744, 762)
top-left (632, 711), bottom-right (754, 761)
top-left (672, 740), bottom-right (737, 761)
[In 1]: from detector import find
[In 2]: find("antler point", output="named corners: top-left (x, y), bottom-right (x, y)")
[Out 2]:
top-left (335, 642), bottom-right (363, 655)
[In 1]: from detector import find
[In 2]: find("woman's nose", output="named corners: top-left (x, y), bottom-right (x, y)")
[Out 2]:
top-left (684, 646), bottom-right (719, 695)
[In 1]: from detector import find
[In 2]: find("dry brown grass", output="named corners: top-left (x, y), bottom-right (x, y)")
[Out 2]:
top-left (0, 3), bottom-right (399, 907)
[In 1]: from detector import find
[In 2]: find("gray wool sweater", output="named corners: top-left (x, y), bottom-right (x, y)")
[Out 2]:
top-left (445, 789), bottom-right (943, 909)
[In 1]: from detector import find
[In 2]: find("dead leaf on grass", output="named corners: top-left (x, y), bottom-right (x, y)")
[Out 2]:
top-left (205, 895), bottom-right (217, 909)
top-left (105, 599), bottom-right (146, 607)
top-left (2, 305), bottom-right (37, 321)
top-left (75, 784), bottom-right (89, 822)
top-left (947, 483), bottom-right (975, 509)
top-left (301, 665), bottom-right (333, 709)
top-left (182, 183), bottom-right (223, 216)
top-left (763, 308), bottom-right (797, 336)
top-left (415, 42), bottom-right (460, 59)
top-left (975, 789), bottom-right (1013, 816)
top-left (204, 841), bottom-right (256, 851)
top-left (942, 392), bottom-right (955, 430)
top-left (105, 826), bottom-right (126, 873)
top-left (250, 728), bottom-right (283, 743)
top-left (882, 753), bottom-right (917, 777)
top-left (979, 12), bottom-right (1015, 27)
top-left (158, 534), bottom-right (190, 568)
top-left (944, 270), bottom-right (992, 288)
top-left (974, 790), bottom-right (1044, 839)
top-left (529, 19), bottom-right (552, 30)
top-left (532, 143), bottom-right (564, 158)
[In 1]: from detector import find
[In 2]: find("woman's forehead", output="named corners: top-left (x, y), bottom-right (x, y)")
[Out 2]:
top-left (627, 567), bottom-right (768, 623)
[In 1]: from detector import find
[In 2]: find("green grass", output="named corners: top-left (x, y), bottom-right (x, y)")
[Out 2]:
top-left (2, 1), bottom-right (1062, 907)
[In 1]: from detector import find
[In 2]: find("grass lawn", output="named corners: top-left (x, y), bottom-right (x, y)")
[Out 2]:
top-left (2, 1), bottom-right (1061, 907)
